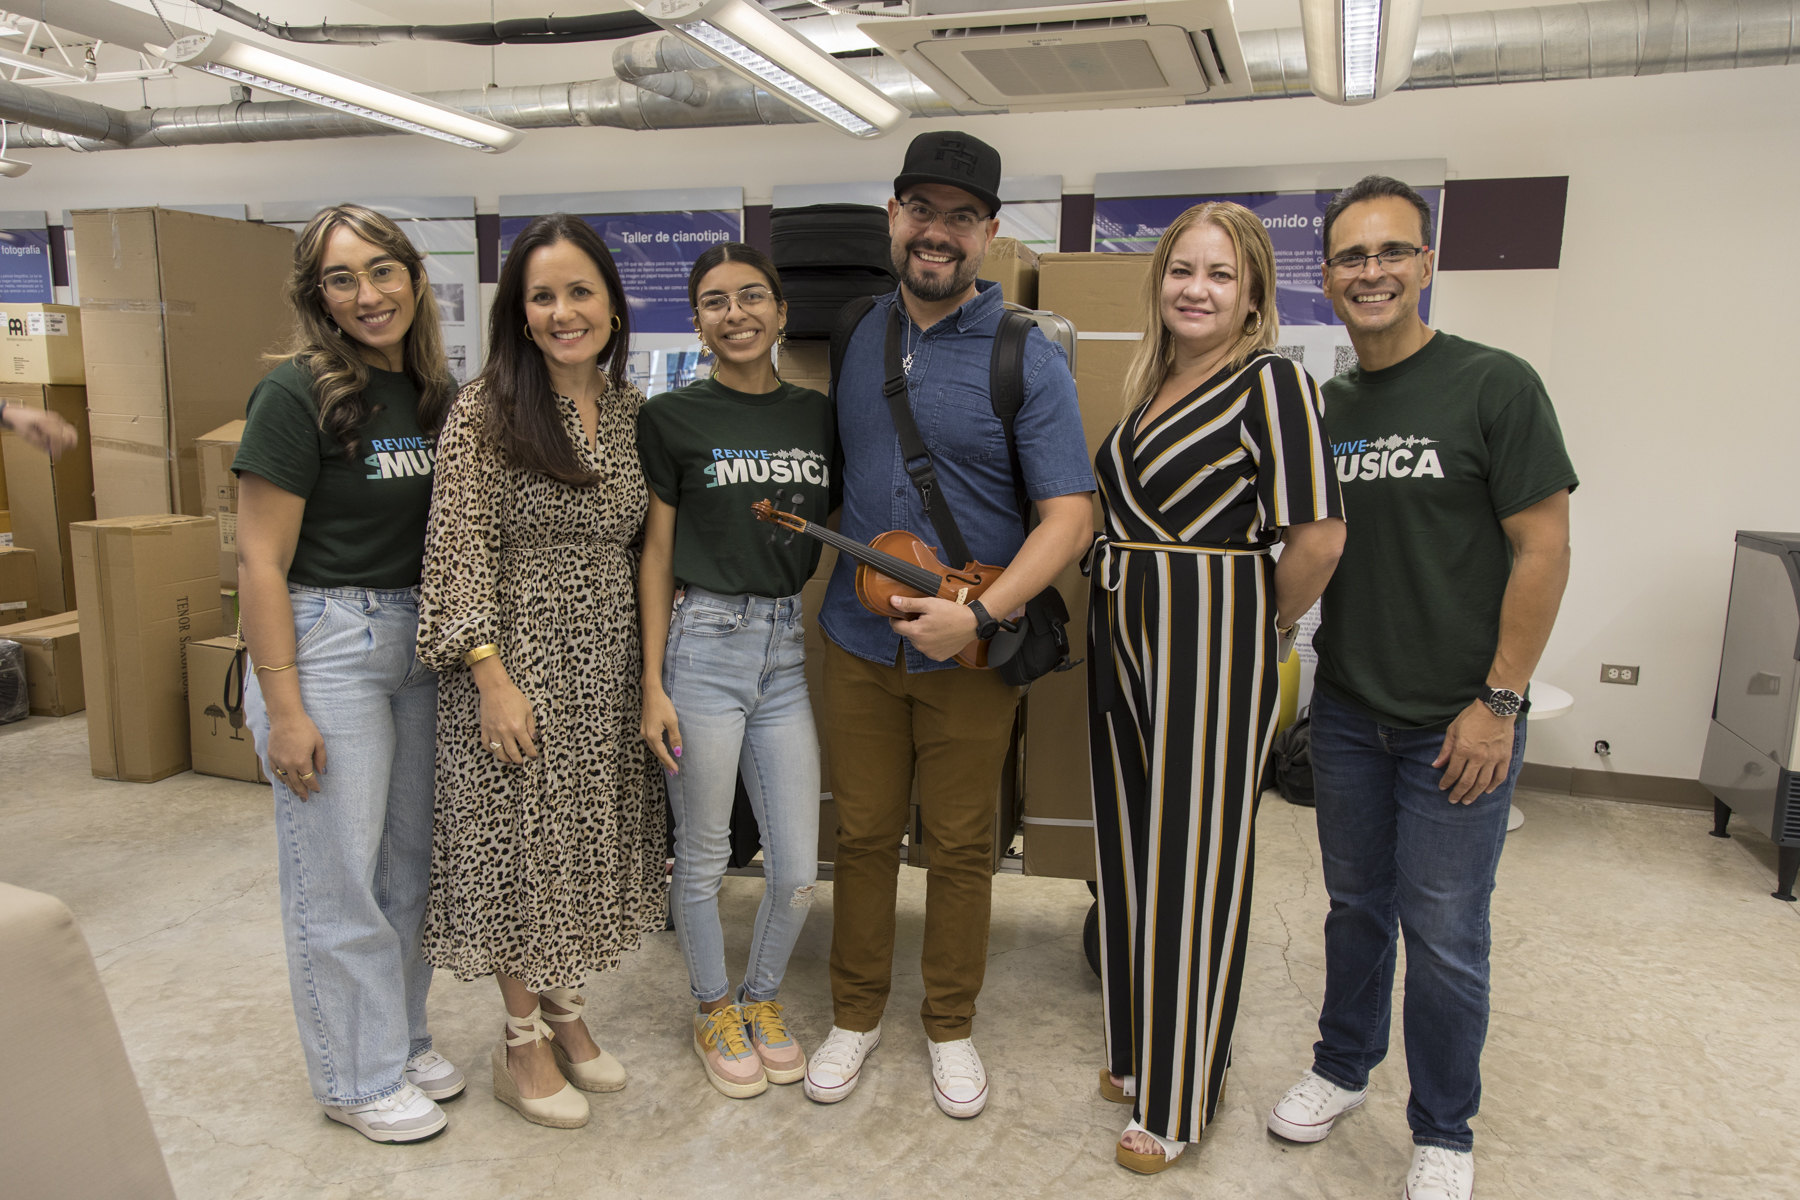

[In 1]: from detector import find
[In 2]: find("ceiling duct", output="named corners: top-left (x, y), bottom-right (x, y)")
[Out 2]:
top-left (860, 0), bottom-right (1252, 110)
top-left (7, 0), bottom-right (1798, 151)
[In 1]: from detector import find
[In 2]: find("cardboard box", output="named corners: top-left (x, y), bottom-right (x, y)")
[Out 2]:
top-left (1038, 252), bottom-right (1153, 337)
top-left (71, 514), bottom-right (221, 782)
top-left (0, 304), bottom-right (84, 385)
top-left (195, 421), bottom-right (244, 585)
top-left (978, 237), bottom-right (1040, 310)
top-left (4, 610), bottom-right (82, 715)
top-left (0, 544), bottom-right (40, 625)
top-left (187, 635), bottom-right (267, 784)
top-left (73, 209), bottom-right (295, 519)
top-left (778, 339), bottom-right (831, 399)
top-left (0, 383), bottom-right (96, 612)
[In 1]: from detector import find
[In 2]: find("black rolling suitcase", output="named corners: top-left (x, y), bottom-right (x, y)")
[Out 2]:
top-left (770, 203), bottom-right (896, 339)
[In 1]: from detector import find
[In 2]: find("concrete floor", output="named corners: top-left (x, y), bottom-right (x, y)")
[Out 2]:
top-left (3, 708), bottom-right (1797, 1200)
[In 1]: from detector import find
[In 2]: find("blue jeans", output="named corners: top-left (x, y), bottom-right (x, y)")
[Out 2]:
top-left (245, 585), bottom-right (439, 1106)
top-left (1307, 687), bottom-right (1525, 1151)
top-left (664, 586), bottom-right (820, 1005)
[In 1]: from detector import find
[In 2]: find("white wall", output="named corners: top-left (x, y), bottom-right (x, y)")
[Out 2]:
top-left (7, 54), bottom-right (1799, 780)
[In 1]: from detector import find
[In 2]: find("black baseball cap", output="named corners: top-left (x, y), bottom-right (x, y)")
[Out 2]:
top-left (894, 130), bottom-right (1003, 217)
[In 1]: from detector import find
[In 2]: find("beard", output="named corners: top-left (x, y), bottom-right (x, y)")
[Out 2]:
top-left (893, 235), bottom-right (982, 303)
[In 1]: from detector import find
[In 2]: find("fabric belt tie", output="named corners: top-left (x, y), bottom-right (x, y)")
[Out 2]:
top-left (1083, 533), bottom-right (1273, 593)
top-left (1083, 533), bottom-right (1274, 717)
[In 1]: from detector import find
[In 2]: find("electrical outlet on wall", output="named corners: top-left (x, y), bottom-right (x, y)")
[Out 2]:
top-left (1600, 664), bottom-right (1640, 685)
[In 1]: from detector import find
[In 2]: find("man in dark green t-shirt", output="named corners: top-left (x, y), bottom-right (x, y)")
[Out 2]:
top-left (1265, 178), bottom-right (1576, 1200)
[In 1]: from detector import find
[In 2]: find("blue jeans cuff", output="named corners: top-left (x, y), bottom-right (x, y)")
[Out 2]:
top-left (1413, 1135), bottom-right (1474, 1152)
top-left (1312, 1063), bottom-right (1366, 1093)
top-left (321, 1079), bottom-right (406, 1107)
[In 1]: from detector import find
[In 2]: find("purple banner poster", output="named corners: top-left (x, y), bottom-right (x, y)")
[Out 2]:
top-left (500, 210), bottom-right (740, 334)
top-left (1093, 190), bottom-right (1440, 324)
top-left (0, 229), bottom-right (53, 304)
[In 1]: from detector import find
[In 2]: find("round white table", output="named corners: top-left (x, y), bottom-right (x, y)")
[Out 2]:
top-left (1512, 681), bottom-right (1574, 830)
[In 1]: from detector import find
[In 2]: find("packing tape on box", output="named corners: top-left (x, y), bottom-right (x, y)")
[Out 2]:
top-left (1021, 815), bottom-right (1096, 827)
top-left (89, 436), bottom-right (174, 460)
top-left (1076, 332), bottom-right (1143, 341)
top-left (78, 298), bottom-right (198, 315)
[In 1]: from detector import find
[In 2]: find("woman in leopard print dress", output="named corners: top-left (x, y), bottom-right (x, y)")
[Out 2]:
top-left (417, 214), bottom-right (667, 1130)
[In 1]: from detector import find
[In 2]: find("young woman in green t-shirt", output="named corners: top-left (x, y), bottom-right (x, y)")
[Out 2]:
top-left (637, 243), bottom-right (837, 1100)
top-left (235, 204), bottom-right (461, 1142)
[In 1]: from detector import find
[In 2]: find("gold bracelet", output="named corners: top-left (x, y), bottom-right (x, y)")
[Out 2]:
top-left (464, 643), bottom-right (501, 667)
top-left (253, 661), bottom-right (296, 675)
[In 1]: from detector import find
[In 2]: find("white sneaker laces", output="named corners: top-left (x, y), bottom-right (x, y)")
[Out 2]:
top-left (813, 1028), bottom-right (868, 1071)
top-left (406, 1050), bottom-right (447, 1072)
top-left (353, 1083), bottom-right (428, 1117)
top-left (1287, 1073), bottom-right (1339, 1117)
top-left (1410, 1146), bottom-right (1467, 1193)
top-left (933, 1040), bottom-right (983, 1088)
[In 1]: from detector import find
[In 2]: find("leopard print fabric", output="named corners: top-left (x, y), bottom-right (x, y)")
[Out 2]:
top-left (417, 377), bottom-right (668, 992)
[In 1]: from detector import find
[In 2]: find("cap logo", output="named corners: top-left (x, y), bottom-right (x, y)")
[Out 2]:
top-left (933, 139), bottom-right (979, 177)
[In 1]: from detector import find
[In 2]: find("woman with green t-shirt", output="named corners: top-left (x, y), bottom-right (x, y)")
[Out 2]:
top-left (637, 243), bottom-right (838, 1100)
top-left (235, 204), bottom-right (463, 1143)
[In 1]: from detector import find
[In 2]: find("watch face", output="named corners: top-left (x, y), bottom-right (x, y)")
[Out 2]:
top-left (1485, 688), bottom-right (1524, 716)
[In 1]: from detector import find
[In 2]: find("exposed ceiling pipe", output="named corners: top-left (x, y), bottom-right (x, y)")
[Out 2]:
top-left (9, 0), bottom-right (1797, 151)
top-left (185, 0), bottom-right (661, 45)
top-left (0, 76), bottom-right (130, 145)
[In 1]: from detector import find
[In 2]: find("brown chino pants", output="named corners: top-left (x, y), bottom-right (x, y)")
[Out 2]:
top-left (821, 638), bottom-right (1021, 1043)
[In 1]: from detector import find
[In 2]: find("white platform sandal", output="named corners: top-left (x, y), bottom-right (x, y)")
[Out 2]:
top-left (1099, 1068), bottom-right (1137, 1104)
top-left (491, 1007), bottom-right (590, 1128)
top-left (540, 987), bottom-right (628, 1093)
top-left (1115, 1118), bottom-right (1186, 1174)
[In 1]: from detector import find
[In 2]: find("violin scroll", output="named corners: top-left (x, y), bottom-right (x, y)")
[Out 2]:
top-left (750, 499), bottom-right (808, 533)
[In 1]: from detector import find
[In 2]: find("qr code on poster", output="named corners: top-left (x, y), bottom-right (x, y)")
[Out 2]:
top-left (1333, 345), bottom-right (1360, 376)
top-left (1275, 344), bottom-right (1305, 362)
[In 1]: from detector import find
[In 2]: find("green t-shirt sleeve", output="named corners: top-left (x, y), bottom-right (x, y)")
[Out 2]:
top-left (635, 402), bottom-right (682, 507)
top-left (232, 370), bottom-right (323, 500)
top-left (1485, 378), bottom-right (1579, 519)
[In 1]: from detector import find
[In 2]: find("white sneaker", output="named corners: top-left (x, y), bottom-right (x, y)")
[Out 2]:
top-left (403, 1050), bottom-right (466, 1101)
top-left (1403, 1145), bottom-right (1475, 1200)
top-left (803, 1025), bottom-right (881, 1104)
top-left (927, 1037), bottom-right (988, 1119)
top-left (1267, 1070), bottom-right (1368, 1143)
top-left (323, 1083), bottom-right (447, 1143)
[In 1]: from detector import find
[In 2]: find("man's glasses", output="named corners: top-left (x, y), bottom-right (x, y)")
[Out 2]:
top-left (1323, 246), bottom-right (1428, 276)
top-left (696, 285), bottom-right (774, 319)
top-left (319, 262), bottom-right (410, 302)
top-left (898, 200), bottom-right (987, 237)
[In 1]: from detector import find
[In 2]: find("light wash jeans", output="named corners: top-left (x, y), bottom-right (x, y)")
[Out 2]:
top-left (664, 585), bottom-right (820, 1005)
top-left (245, 584), bottom-right (439, 1106)
top-left (1307, 687), bottom-right (1525, 1151)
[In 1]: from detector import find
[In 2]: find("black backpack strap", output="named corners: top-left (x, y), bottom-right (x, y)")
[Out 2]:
top-left (989, 309), bottom-right (1035, 529)
top-left (883, 303), bottom-right (974, 568)
top-left (828, 293), bottom-right (878, 408)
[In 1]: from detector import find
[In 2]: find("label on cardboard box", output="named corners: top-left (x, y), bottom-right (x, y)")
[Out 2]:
top-left (25, 312), bottom-right (67, 337)
top-left (0, 599), bottom-right (23, 611)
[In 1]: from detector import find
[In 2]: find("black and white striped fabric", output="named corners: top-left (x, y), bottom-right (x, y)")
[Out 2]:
top-left (1087, 351), bottom-right (1341, 1143)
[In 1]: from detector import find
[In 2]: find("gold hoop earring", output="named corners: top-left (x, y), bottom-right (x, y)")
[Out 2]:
top-left (1245, 311), bottom-right (1264, 335)
top-left (611, 313), bottom-right (621, 332)
top-left (522, 324), bottom-right (533, 342)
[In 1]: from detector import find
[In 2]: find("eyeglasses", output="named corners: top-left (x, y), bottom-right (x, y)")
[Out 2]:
top-left (696, 285), bottom-right (774, 319)
top-left (319, 262), bottom-right (410, 302)
top-left (898, 200), bottom-right (988, 237)
top-left (1323, 246), bottom-right (1428, 276)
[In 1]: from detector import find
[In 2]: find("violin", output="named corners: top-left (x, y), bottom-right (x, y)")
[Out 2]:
top-left (750, 498), bottom-right (1005, 669)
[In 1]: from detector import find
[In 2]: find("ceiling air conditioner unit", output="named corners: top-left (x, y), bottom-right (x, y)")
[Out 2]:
top-left (860, 0), bottom-right (1249, 114)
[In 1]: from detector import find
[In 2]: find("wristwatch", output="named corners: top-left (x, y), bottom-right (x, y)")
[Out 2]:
top-left (967, 599), bottom-right (1003, 642)
top-left (1478, 684), bottom-right (1530, 718)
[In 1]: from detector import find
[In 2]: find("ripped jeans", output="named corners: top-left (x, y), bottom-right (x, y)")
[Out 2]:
top-left (664, 585), bottom-right (821, 1005)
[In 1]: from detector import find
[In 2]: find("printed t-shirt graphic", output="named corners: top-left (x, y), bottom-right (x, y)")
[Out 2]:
top-left (637, 376), bottom-right (838, 600)
top-left (232, 359), bottom-right (438, 590)
top-left (1312, 332), bottom-right (1579, 730)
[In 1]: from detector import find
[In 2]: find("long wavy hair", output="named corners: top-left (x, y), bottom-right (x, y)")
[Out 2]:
top-left (480, 213), bottom-right (632, 487)
top-left (273, 204), bottom-right (455, 459)
top-left (1121, 202), bottom-right (1280, 414)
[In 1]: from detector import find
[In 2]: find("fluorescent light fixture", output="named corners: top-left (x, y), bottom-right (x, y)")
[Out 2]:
top-left (152, 32), bottom-right (524, 153)
top-left (1298, 0), bottom-right (1422, 106)
top-left (625, 0), bottom-right (907, 138)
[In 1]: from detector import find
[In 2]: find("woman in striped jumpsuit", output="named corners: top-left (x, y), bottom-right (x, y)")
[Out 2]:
top-left (1086, 202), bottom-right (1345, 1173)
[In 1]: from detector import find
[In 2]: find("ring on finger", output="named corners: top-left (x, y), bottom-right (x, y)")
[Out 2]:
top-left (489, 740), bottom-right (503, 753)
top-left (273, 767), bottom-right (289, 776)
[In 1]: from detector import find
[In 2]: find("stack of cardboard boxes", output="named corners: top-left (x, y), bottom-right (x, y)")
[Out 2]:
top-left (72, 208), bottom-right (293, 518)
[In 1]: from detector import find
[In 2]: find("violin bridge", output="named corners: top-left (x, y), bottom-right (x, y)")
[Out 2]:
top-left (956, 587), bottom-right (969, 605)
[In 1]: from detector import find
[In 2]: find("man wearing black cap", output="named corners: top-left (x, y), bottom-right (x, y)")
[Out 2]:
top-left (802, 131), bottom-right (1096, 1119)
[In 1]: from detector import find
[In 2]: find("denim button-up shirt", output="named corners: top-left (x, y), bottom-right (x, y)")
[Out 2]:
top-left (820, 280), bottom-right (1096, 673)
